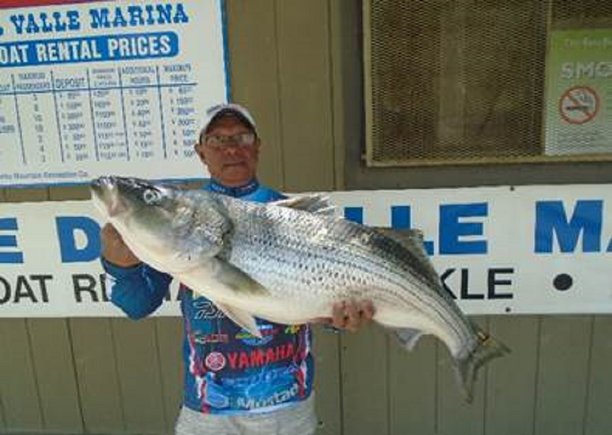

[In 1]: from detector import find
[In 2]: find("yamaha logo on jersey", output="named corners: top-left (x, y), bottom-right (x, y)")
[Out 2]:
top-left (205, 351), bottom-right (227, 372)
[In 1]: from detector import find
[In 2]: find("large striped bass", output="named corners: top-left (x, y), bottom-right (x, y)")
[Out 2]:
top-left (91, 176), bottom-right (509, 401)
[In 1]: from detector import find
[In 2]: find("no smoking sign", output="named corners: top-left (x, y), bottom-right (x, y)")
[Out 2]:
top-left (559, 86), bottom-right (600, 125)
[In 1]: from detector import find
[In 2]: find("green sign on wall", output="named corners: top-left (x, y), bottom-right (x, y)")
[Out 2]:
top-left (544, 29), bottom-right (612, 156)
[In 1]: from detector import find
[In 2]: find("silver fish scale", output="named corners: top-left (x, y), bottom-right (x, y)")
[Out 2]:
top-left (220, 197), bottom-right (473, 345)
top-left (327, 222), bottom-right (472, 344)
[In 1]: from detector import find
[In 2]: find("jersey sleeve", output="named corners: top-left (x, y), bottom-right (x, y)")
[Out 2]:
top-left (102, 258), bottom-right (173, 319)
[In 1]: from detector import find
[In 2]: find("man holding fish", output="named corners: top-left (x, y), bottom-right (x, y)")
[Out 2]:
top-left (99, 103), bottom-right (375, 435)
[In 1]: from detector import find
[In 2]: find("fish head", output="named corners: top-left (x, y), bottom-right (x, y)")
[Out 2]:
top-left (91, 176), bottom-right (229, 273)
top-left (91, 176), bottom-right (189, 269)
top-left (91, 176), bottom-right (176, 223)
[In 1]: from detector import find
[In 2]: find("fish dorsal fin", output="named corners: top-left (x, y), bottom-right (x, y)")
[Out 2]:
top-left (373, 227), bottom-right (439, 282)
top-left (216, 303), bottom-right (262, 338)
top-left (273, 194), bottom-right (337, 216)
top-left (374, 227), bottom-right (425, 252)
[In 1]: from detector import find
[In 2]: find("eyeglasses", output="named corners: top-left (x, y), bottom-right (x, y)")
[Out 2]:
top-left (202, 132), bottom-right (257, 149)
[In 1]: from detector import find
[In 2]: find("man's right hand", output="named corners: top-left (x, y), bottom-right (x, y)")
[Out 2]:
top-left (101, 223), bottom-right (141, 267)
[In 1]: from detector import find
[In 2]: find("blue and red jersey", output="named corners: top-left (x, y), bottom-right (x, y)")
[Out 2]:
top-left (102, 179), bottom-right (314, 415)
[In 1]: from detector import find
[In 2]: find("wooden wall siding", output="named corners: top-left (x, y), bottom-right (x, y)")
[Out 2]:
top-left (155, 318), bottom-right (184, 434)
top-left (484, 316), bottom-right (539, 435)
top-left (341, 325), bottom-right (389, 435)
top-left (535, 316), bottom-right (592, 435)
top-left (436, 317), bottom-right (488, 435)
top-left (274, 0), bottom-right (335, 193)
top-left (0, 318), bottom-right (45, 433)
top-left (225, 0), bottom-right (285, 189)
top-left (69, 318), bottom-right (125, 433)
top-left (585, 317), bottom-right (612, 435)
top-left (1, 1), bottom-right (612, 434)
top-left (328, 0), bottom-right (362, 191)
top-left (226, 0), bottom-right (335, 193)
top-left (389, 335), bottom-right (437, 435)
top-left (311, 326), bottom-right (342, 435)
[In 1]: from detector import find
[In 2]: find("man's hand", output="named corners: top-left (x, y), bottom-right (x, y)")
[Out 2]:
top-left (101, 223), bottom-right (141, 267)
top-left (315, 300), bottom-right (375, 332)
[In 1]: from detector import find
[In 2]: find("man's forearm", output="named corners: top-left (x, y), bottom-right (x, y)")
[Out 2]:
top-left (102, 258), bottom-right (172, 319)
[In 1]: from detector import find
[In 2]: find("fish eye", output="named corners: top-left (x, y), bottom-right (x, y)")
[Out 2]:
top-left (143, 189), bottom-right (161, 204)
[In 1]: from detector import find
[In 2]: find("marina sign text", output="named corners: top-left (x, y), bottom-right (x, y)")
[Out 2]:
top-left (0, 184), bottom-right (610, 317)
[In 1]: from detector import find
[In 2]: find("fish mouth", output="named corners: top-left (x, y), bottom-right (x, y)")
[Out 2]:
top-left (91, 176), bottom-right (116, 196)
top-left (90, 176), bottom-right (124, 217)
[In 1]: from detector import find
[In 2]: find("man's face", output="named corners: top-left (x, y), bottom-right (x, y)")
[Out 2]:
top-left (195, 115), bottom-right (260, 186)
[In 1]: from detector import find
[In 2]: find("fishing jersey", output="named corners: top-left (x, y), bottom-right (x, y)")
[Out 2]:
top-left (103, 179), bottom-right (314, 415)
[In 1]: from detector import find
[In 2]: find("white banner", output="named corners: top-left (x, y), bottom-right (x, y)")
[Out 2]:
top-left (0, 184), bottom-right (610, 317)
top-left (0, 0), bottom-right (227, 187)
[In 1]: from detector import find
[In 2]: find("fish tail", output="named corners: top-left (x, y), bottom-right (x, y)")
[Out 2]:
top-left (454, 325), bottom-right (510, 403)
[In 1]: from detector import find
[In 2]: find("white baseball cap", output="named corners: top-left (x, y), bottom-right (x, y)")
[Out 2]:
top-left (200, 103), bottom-right (257, 139)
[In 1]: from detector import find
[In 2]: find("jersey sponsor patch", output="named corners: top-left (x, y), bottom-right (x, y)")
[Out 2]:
top-left (227, 343), bottom-right (295, 370)
top-left (194, 333), bottom-right (229, 344)
top-left (235, 323), bottom-right (280, 346)
top-left (205, 351), bottom-right (227, 371)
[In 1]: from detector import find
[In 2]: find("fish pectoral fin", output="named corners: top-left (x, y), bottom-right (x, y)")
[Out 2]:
top-left (216, 303), bottom-right (262, 338)
top-left (394, 328), bottom-right (425, 351)
top-left (188, 259), bottom-right (267, 337)
top-left (213, 261), bottom-right (269, 295)
top-left (273, 194), bottom-right (337, 216)
top-left (175, 260), bottom-right (266, 338)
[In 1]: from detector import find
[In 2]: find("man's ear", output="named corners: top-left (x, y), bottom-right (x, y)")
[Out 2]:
top-left (194, 141), bottom-right (206, 162)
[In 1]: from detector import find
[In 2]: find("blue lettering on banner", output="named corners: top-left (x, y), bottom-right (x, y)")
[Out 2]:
top-left (90, 4), bottom-right (189, 29)
top-left (0, 32), bottom-right (178, 68)
top-left (344, 207), bottom-right (363, 224)
top-left (344, 204), bottom-right (490, 255)
top-left (535, 200), bottom-right (603, 253)
top-left (0, 218), bottom-right (24, 264)
top-left (9, 10), bottom-right (81, 35)
top-left (439, 203), bottom-right (488, 255)
top-left (391, 205), bottom-right (411, 228)
top-left (56, 216), bottom-right (100, 263)
top-left (7, 3), bottom-right (189, 35)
